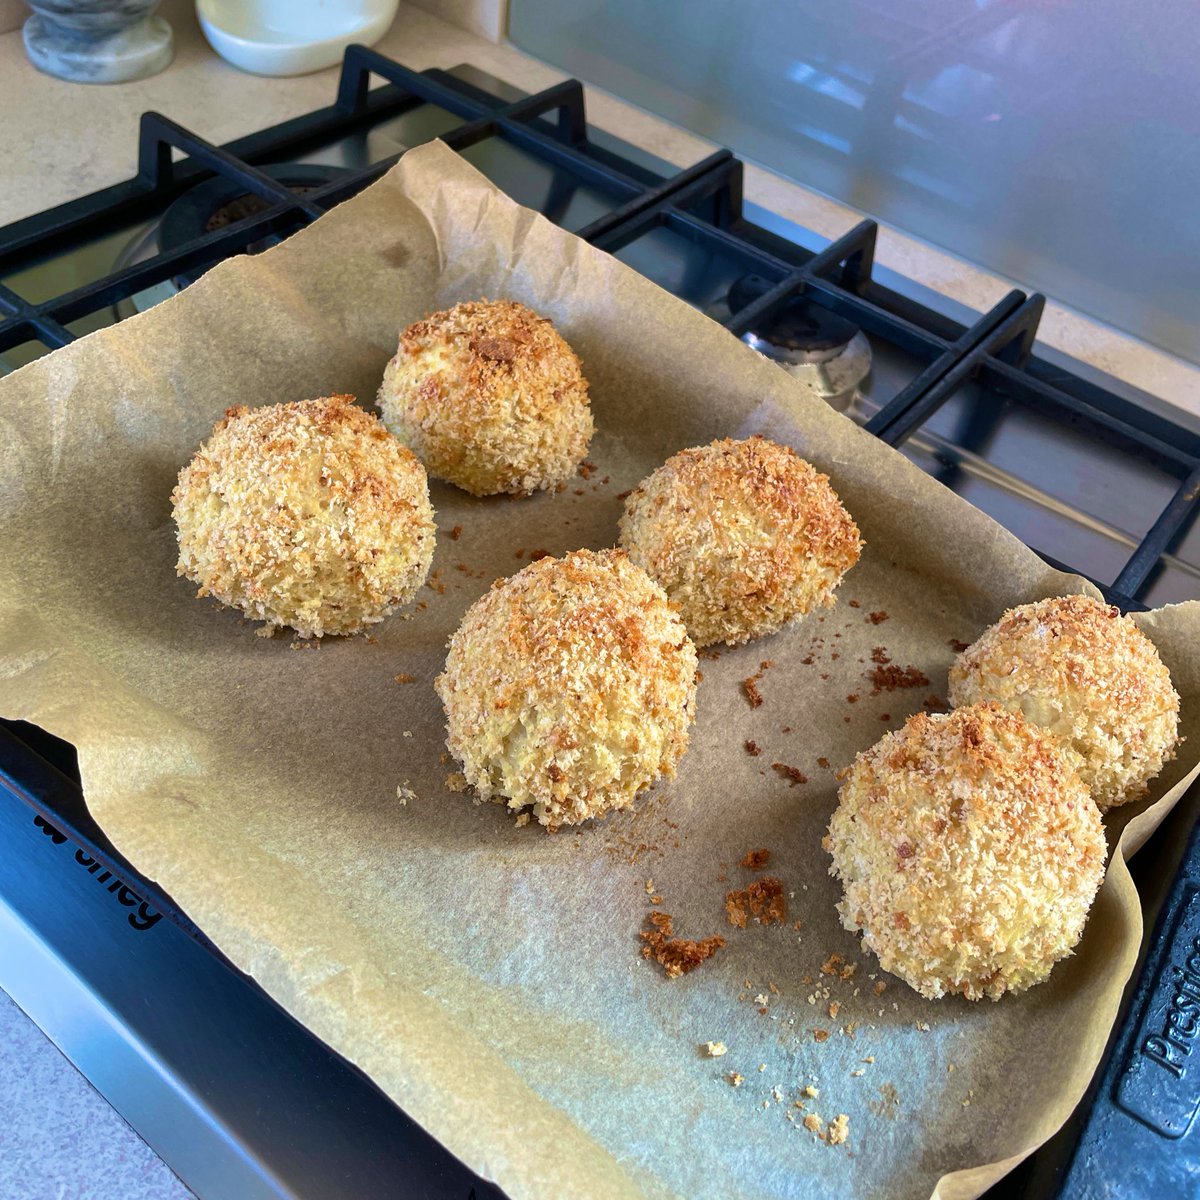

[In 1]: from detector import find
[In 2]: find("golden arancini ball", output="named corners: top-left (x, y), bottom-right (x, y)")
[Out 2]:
top-left (172, 395), bottom-right (435, 638)
top-left (377, 299), bottom-right (593, 496)
top-left (436, 549), bottom-right (697, 829)
top-left (825, 702), bottom-right (1106, 1001)
top-left (618, 436), bottom-right (862, 647)
top-left (948, 594), bottom-right (1180, 810)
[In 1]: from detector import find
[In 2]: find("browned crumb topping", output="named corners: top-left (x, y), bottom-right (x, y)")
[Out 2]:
top-left (949, 638), bottom-right (970, 652)
top-left (527, 548), bottom-right (551, 561)
top-left (803, 1113), bottom-right (822, 1133)
top-left (448, 525), bottom-right (462, 540)
top-left (772, 762), bottom-right (807, 786)
top-left (725, 877), bottom-right (787, 928)
top-left (871, 646), bottom-right (891, 664)
top-left (846, 694), bottom-right (859, 704)
top-left (820, 953), bottom-right (857, 980)
top-left (868, 611), bottom-right (889, 624)
top-left (869, 663), bottom-right (931, 694)
top-left (727, 1071), bottom-right (744, 1087)
top-left (393, 673), bottom-right (416, 684)
top-left (744, 739), bottom-right (762, 757)
top-left (740, 848), bottom-right (771, 870)
top-left (812, 1028), bottom-right (831, 1043)
top-left (640, 911), bottom-right (725, 978)
top-left (873, 980), bottom-right (888, 996)
top-left (579, 461), bottom-right (597, 479)
top-left (817, 757), bottom-right (831, 769)
top-left (741, 659), bottom-right (776, 709)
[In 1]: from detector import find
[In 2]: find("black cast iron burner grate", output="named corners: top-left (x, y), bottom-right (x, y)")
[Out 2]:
top-left (2, 44), bottom-right (1199, 1200)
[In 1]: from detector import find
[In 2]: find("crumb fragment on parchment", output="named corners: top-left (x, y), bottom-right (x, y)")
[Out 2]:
top-left (640, 911), bottom-right (725, 978)
top-left (725, 877), bottom-right (787, 928)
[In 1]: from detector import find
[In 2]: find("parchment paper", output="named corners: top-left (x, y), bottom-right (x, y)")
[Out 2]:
top-left (1, 140), bottom-right (1198, 1200)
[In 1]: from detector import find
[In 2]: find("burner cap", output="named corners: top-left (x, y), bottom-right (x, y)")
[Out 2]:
top-left (157, 163), bottom-right (349, 285)
top-left (728, 274), bottom-right (862, 354)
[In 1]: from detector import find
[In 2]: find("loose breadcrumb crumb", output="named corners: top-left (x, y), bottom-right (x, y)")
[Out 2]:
top-left (704, 1041), bottom-right (728, 1057)
top-left (741, 848), bottom-right (771, 870)
top-left (869, 663), bottom-right (931, 694)
top-left (640, 912), bottom-right (725, 978)
top-left (771, 762), bottom-right (808, 786)
top-left (726, 877), bottom-right (787, 928)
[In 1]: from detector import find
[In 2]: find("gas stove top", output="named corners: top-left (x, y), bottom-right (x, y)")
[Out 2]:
top-left (1, 49), bottom-right (1197, 1200)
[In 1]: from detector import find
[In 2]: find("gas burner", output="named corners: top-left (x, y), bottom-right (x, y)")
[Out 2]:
top-left (111, 163), bottom-right (349, 319)
top-left (728, 273), bottom-right (872, 412)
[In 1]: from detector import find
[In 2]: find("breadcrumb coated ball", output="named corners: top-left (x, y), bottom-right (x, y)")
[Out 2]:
top-left (172, 395), bottom-right (435, 638)
top-left (948, 594), bottom-right (1180, 810)
top-left (825, 702), bottom-right (1106, 1001)
top-left (377, 299), bottom-right (593, 496)
top-left (436, 549), bottom-right (697, 829)
top-left (618, 436), bottom-right (862, 647)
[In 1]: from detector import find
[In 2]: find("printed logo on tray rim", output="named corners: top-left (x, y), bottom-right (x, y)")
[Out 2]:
top-left (1117, 886), bottom-right (1200, 1139)
top-left (31, 814), bottom-right (162, 932)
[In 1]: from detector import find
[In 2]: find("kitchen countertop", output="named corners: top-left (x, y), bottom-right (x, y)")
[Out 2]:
top-left (0, 4), bottom-right (1196, 1197)
top-left (0, 986), bottom-right (194, 1200)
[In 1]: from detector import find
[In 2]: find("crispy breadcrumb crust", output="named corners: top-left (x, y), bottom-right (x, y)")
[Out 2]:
top-left (377, 299), bottom-right (593, 496)
top-left (825, 702), bottom-right (1106, 1001)
top-left (435, 549), bottom-right (697, 828)
top-left (948, 594), bottom-right (1180, 810)
top-left (618, 436), bottom-right (862, 647)
top-left (172, 396), bottom-right (435, 638)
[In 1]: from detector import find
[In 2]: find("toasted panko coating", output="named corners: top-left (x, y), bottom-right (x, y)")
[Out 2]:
top-left (618, 436), bottom-right (862, 647)
top-left (172, 395), bottom-right (434, 638)
top-left (436, 549), bottom-right (697, 828)
top-left (825, 702), bottom-right (1106, 1001)
top-left (377, 299), bottom-right (593, 496)
top-left (949, 594), bottom-right (1180, 810)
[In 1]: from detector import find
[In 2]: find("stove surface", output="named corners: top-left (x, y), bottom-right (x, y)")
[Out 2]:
top-left (1, 54), bottom-right (1197, 1200)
